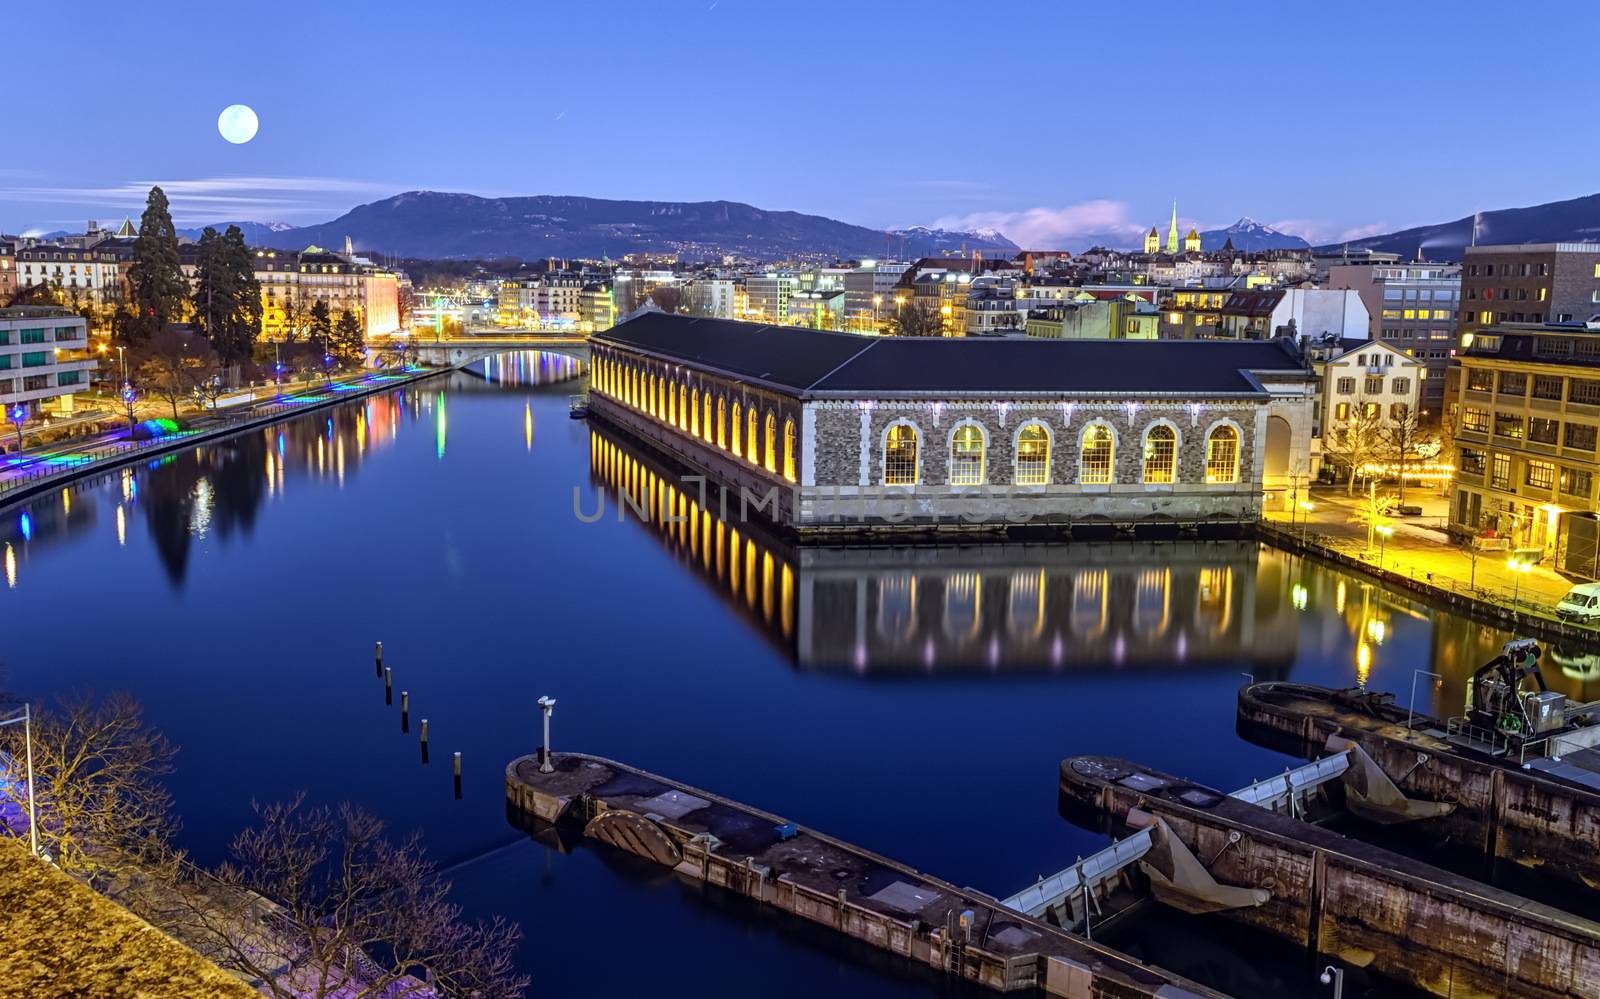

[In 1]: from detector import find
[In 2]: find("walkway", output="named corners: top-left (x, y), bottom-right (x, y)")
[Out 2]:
top-left (0, 367), bottom-right (440, 509)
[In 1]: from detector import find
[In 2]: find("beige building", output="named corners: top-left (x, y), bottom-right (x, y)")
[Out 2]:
top-left (1449, 321), bottom-right (1600, 565)
top-left (254, 246), bottom-right (400, 339)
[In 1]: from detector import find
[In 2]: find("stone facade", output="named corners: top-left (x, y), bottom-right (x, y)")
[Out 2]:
top-left (591, 340), bottom-right (1313, 534)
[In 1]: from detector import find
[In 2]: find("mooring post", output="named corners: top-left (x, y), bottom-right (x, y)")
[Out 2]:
top-left (453, 751), bottom-right (462, 799)
top-left (400, 691), bottom-right (409, 733)
top-left (384, 667), bottom-right (393, 705)
top-left (375, 640), bottom-right (383, 677)
top-left (420, 719), bottom-right (430, 764)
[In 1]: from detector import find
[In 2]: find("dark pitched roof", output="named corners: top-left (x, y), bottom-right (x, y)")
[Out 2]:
top-left (596, 314), bottom-right (1308, 398)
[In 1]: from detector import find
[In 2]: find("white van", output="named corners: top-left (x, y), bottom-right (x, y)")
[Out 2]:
top-left (1556, 582), bottom-right (1600, 623)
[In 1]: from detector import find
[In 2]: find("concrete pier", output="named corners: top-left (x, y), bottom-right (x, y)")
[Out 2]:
top-left (1237, 681), bottom-right (1600, 891)
top-left (1060, 755), bottom-right (1600, 999)
top-left (505, 751), bottom-right (1225, 998)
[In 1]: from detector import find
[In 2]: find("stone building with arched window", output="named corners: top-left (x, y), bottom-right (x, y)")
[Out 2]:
top-left (588, 313), bottom-right (1314, 535)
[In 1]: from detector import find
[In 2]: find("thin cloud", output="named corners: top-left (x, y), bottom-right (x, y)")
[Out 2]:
top-left (1270, 218), bottom-right (1392, 245)
top-left (933, 200), bottom-right (1147, 248)
top-left (0, 175), bottom-right (402, 224)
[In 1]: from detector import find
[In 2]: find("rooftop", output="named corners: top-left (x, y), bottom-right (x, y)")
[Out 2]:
top-left (595, 313), bottom-right (1309, 398)
top-left (0, 306), bottom-right (81, 320)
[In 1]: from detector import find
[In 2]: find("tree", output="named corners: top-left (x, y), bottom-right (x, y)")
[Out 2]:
top-left (308, 300), bottom-right (333, 361)
top-left (173, 796), bottom-right (528, 999)
top-left (332, 309), bottom-right (365, 365)
top-left (127, 186), bottom-right (187, 342)
top-left (1321, 399), bottom-right (1386, 494)
top-left (1375, 404), bottom-right (1436, 502)
top-left (135, 328), bottom-right (212, 420)
top-left (0, 692), bottom-right (179, 888)
top-left (648, 286), bottom-right (684, 315)
top-left (191, 225), bottom-right (262, 373)
top-left (889, 301), bottom-right (942, 337)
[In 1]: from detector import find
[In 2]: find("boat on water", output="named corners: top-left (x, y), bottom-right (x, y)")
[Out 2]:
top-left (1238, 639), bottom-right (1600, 890)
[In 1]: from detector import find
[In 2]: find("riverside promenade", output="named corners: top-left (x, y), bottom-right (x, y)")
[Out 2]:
top-left (1262, 486), bottom-right (1596, 643)
top-left (0, 366), bottom-right (445, 512)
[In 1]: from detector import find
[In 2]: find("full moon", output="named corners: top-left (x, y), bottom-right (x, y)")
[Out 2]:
top-left (217, 104), bottom-right (259, 144)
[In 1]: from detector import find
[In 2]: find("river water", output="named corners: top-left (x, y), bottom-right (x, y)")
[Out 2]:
top-left (2, 353), bottom-right (1591, 998)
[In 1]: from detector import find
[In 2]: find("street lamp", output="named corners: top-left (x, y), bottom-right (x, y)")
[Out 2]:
top-left (1375, 523), bottom-right (1394, 568)
top-left (1508, 558), bottom-right (1532, 611)
top-left (1320, 965), bottom-right (1344, 999)
top-left (1407, 669), bottom-right (1443, 732)
top-left (0, 705), bottom-right (43, 860)
top-left (120, 382), bottom-right (137, 435)
top-left (536, 696), bottom-right (556, 773)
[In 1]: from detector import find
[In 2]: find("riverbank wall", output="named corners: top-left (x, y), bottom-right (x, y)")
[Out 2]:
top-left (0, 367), bottom-right (448, 515)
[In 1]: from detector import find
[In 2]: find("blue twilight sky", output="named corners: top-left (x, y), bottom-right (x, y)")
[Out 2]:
top-left (6, 0), bottom-right (1600, 247)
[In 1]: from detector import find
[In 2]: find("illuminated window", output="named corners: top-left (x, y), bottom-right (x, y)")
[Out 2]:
top-left (1079, 424), bottom-right (1114, 484)
top-left (690, 388), bottom-right (700, 436)
top-left (703, 393), bottom-right (713, 442)
top-left (1015, 424), bottom-right (1050, 485)
top-left (731, 402), bottom-right (742, 457)
top-left (949, 424), bottom-right (985, 485)
top-left (884, 424), bottom-right (919, 485)
top-left (783, 419), bottom-right (796, 482)
top-left (1205, 425), bottom-right (1239, 483)
top-left (1143, 425), bottom-right (1176, 483)
top-left (717, 397), bottom-right (727, 448)
top-left (764, 413), bottom-right (777, 473)
top-left (678, 384), bottom-right (687, 430)
top-left (748, 408), bottom-right (760, 466)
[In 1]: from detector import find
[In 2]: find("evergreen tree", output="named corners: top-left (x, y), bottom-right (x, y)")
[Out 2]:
top-left (127, 186), bottom-right (186, 341)
top-left (333, 309), bottom-right (365, 365)
top-left (308, 300), bottom-right (333, 360)
top-left (190, 225), bottom-right (263, 373)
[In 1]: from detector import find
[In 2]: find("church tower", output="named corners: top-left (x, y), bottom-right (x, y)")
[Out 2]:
top-left (1165, 201), bottom-right (1179, 254)
top-left (1143, 226), bottom-right (1161, 254)
top-left (1183, 227), bottom-right (1201, 253)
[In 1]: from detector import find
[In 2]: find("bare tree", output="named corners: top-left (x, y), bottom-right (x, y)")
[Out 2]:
top-left (1375, 404), bottom-right (1436, 502)
top-left (648, 285), bottom-right (684, 315)
top-left (135, 328), bottom-right (212, 420)
top-left (0, 692), bottom-right (179, 888)
top-left (174, 795), bottom-right (528, 999)
top-left (890, 300), bottom-right (943, 337)
top-left (1321, 398), bottom-right (1386, 494)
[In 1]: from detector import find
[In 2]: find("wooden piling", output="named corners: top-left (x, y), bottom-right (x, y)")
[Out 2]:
top-left (384, 667), bottom-right (392, 705)
top-left (374, 640), bottom-right (383, 677)
top-left (453, 751), bottom-right (462, 799)
top-left (400, 691), bottom-right (409, 733)
top-left (420, 719), bottom-right (429, 764)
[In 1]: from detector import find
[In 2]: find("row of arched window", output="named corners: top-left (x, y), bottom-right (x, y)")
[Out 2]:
top-left (881, 420), bottom-right (1241, 487)
top-left (592, 352), bottom-right (798, 483)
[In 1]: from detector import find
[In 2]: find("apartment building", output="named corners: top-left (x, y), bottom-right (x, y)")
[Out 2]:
top-left (1449, 320), bottom-right (1600, 566)
top-left (0, 307), bottom-right (96, 418)
top-left (1326, 261), bottom-right (1460, 416)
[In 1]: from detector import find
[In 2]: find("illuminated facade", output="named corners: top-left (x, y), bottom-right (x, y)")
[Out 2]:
top-left (588, 314), bottom-right (1316, 532)
top-left (1449, 320), bottom-right (1600, 566)
top-left (0, 307), bottom-right (96, 417)
top-left (254, 246), bottom-right (400, 338)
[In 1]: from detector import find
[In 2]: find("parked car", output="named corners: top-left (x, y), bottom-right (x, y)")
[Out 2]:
top-left (1555, 582), bottom-right (1600, 623)
top-left (1395, 504), bottom-right (1423, 517)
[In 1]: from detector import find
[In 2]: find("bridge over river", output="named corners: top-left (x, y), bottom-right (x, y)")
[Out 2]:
top-left (408, 332), bottom-right (590, 368)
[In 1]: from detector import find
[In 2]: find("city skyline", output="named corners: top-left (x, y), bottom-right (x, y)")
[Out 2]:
top-left (8, 1), bottom-right (1600, 247)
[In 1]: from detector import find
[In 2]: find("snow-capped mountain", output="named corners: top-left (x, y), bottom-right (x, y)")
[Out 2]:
top-left (889, 225), bottom-right (1019, 254)
top-left (1198, 217), bottom-right (1310, 252)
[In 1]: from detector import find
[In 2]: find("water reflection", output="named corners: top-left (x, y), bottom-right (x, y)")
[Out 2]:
top-left (464, 350), bottom-right (586, 387)
top-left (586, 424), bottom-right (1299, 676)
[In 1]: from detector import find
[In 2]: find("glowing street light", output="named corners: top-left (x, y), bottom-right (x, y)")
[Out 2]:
top-left (1507, 558), bottom-right (1533, 610)
top-left (1375, 523), bottom-right (1394, 568)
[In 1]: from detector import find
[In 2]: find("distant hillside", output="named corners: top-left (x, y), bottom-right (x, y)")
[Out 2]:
top-left (177, 221), bottom-right (294, 244)
top-left (252, 192), bottom-right (1018, 261)
top-left (1321, 192), bottom-right (1600, 260)
top-left (1199, 218), bottom-right (1309, 252)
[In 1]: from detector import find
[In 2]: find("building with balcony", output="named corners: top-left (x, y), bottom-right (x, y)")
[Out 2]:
top-left (1159, 288), bottom-right (1368, 342)
top-left (1325, 261), bottom-right (1459, 416)
top-left (586, 313), bottom-right (1315, 534)
top-left (0, 307), bottom-right (96, 419)
top-left (253, 245), bottom-right (400, 339)
top-left (1024, 299), bottom-right (1158, 340)
top-left (1304, 337), bottom-right (1424, 476)
top-left (842, 260), bottom-right (912, 331)
top-left (1448, 320), bottom-right (1600, 566)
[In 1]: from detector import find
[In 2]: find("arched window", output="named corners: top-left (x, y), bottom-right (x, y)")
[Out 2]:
top-left (648, 375), bottom-right (658, 418)
top-left (703, 393), bottom-right (713, 442)
top-left (1015, 424), bottom-right (1050, 485)
top-left (678, 384), bottom-right (688, 430)
top-left (1206, 425), bottom-right (1240, 483)
top-left (747, 407), bottom-right (759, 466)
top-left (1144, 425), bottom-right (1177, 484)
top-left (884, 424), bottom-right (919, 485)
top-left (783, 418), bottom-right (796, 482)
top-left (717, 397), bottom-right (728, 449)
top-left (764, 413), bottom-right (777, 473)
top-left (1080, 424), bottom-right (1114, 484)
top-left (949, 423), bottom-right (986, 485)
top-left (690, 388), bottom-right (700, 436)
top-left (731, 402), bottom-right (743, 457)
